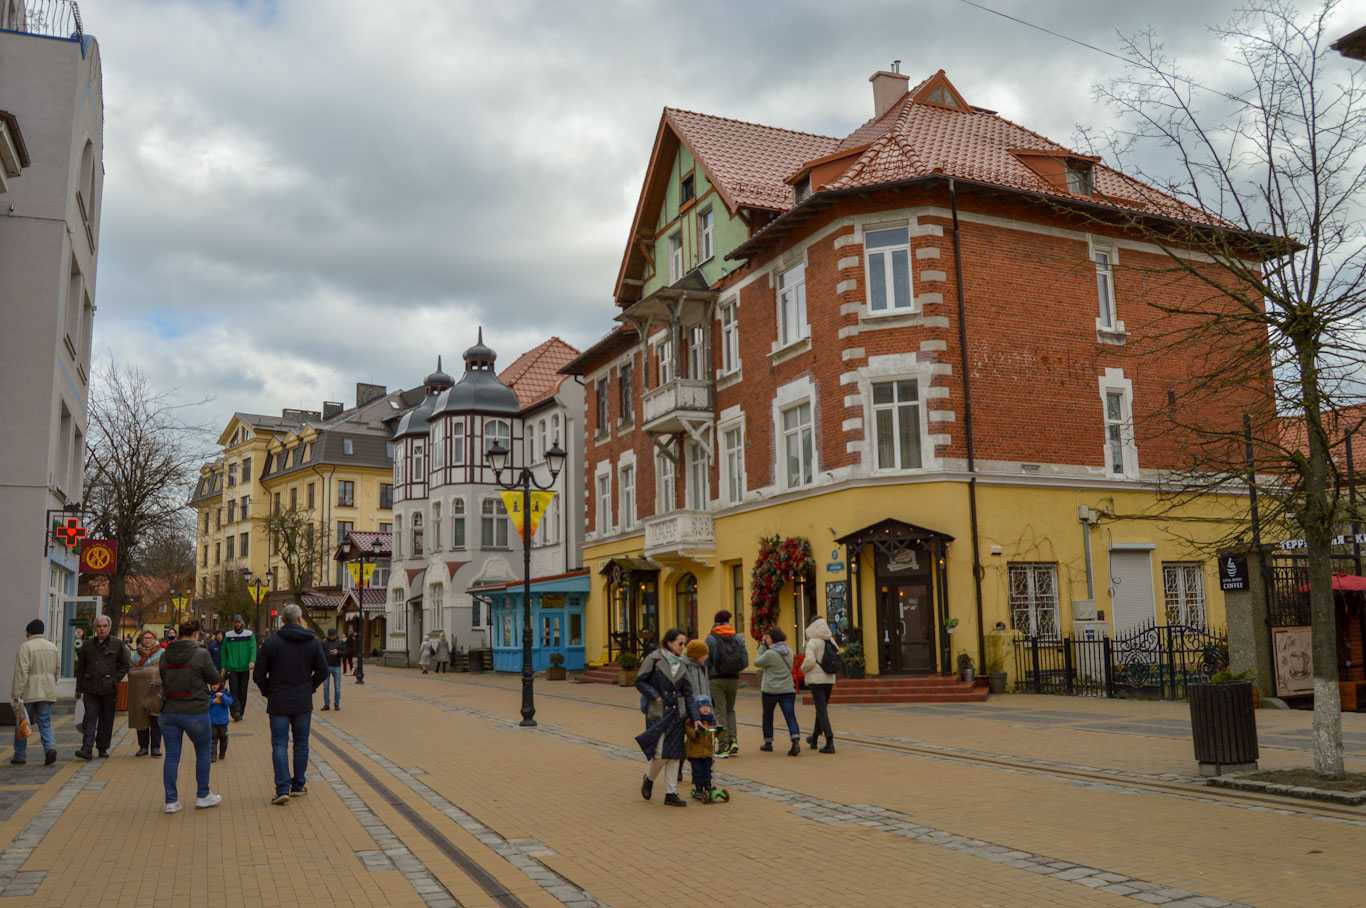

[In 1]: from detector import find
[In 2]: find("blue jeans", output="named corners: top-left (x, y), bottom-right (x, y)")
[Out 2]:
top-left (269, 712), bottom-right (311, 796)
top-left (13, 701), bottom-right (54, 758)
top-left (323, 667), bottom-right (342, 707)
top-left (160, 712), bottom-right (212, 804)
top-left (761, 692), bottom-right (800, 741)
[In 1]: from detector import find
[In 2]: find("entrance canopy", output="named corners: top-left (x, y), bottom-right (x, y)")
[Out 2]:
top-left (835, 518), bottom-right (954, 548)
top-left (598, 557), bottom-right (662, 576)
top-left (1297, 573), bottom-right (1366, 593)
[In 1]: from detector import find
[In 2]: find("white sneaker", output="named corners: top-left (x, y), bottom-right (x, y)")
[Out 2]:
top-left (164, 801), bottom-right (182, 814)
top-left (194, 793), bottom-right (222, 809)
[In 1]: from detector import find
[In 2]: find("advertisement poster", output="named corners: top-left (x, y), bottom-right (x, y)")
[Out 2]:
top-left (1272, 626), bottom-right (1313, 696)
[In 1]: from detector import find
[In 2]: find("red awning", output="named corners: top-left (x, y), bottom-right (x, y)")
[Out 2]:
top-left (1297, 573), bottom-right (1366, 593)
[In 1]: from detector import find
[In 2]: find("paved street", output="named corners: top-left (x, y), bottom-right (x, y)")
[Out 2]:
top-left (1, 670), bottom-right (1363, 908)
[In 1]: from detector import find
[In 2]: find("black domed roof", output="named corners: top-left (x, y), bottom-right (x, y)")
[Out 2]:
top-left (434, 328), bottom-right (520, 416)
top-left (425, 356), bottom-right (455, 392)
top-left (392, 392), bottom-right (437, 438)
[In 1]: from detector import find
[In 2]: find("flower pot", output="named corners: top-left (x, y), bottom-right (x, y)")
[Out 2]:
top-left (617, 669), bottom-right (638, 687)
top-left (1189, 681), bottom-right (1259, 776)
top-left (546, 666), bottom-right (567, 681)
top-left (960, 668), bottom-right (974, 684)
top-left (988, 671), bottom-right (1007, 694)
top-left (844, 664), bottom-right (866, 679)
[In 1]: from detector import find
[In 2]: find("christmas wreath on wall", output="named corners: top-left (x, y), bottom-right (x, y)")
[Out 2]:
top-left (749, 535), bottom-right (816, 640)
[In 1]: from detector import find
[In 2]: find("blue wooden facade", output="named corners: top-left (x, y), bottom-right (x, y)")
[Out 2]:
top-left (482, 572), bottom-right (589, 673)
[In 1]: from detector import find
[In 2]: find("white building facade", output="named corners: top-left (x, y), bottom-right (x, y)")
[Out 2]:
top-left (0, 6), bottom-right (105, 711)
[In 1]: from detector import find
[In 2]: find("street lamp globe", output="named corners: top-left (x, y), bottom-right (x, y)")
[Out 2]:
top-left (545, 440), bottom-right (567, 480)
top-left (484, 439), bottom-right (510, 474)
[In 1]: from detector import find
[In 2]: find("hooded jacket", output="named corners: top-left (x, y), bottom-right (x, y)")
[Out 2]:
top-left (800, 618), bottom-right (838, 687)
top-left (753, 642), bottom-right (796, 694)
top-left (158, 638), bottom-right (219, 715)
top-left (252, 624), bottom-right (328, 716)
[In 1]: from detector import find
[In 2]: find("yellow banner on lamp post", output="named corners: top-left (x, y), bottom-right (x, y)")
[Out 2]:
top-left (345, 562), bottom-right (379, 586)
top-left (499, 490), bottom-right (557, 541)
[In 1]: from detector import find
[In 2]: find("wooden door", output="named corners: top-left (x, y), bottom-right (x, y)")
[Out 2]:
top-left (879, 580), bottom-right (934, 672)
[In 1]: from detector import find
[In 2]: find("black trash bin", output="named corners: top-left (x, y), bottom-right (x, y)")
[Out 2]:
top-left (1189, 681), bottom-right (1259, 776)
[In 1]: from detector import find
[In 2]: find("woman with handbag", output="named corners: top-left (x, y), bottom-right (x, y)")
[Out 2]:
top-left (633, 629), bottom-right (697, 807)
top-left (128, 631), bottom-right (164, 757)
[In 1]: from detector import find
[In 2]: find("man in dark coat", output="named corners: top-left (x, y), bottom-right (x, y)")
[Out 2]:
top-left (74, 614), bottom-right (130, 760)
top-left (253, 604), bottom-right (327, 804)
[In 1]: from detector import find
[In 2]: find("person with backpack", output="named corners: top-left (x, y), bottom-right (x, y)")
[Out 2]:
top-left (704, 611), bottom-right (747, 758)
top-left (801, 616), bottom-right (839, 753)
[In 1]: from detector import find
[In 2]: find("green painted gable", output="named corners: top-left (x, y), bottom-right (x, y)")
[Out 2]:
top-left (640, 141), bottom-right (749, 296)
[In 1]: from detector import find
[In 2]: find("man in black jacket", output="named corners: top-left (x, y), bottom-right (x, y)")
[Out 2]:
top-left (253, 604), bottom-right (327, 804)
top-left (74, 615), bottom-right (130, 760)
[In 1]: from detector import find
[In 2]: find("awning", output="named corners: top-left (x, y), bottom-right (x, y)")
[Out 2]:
top-left (1297, 573), bottom-right (1366, 593)
top-left (473, 569), bottom-right (591, 598)
top-left (835, 518), bottom-right (954, 547)
top-left (598, 557), bottom-right (662, 576)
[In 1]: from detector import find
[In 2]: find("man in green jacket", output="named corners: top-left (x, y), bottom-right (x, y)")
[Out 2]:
top-left (220, 616), bottom-right (257, 722)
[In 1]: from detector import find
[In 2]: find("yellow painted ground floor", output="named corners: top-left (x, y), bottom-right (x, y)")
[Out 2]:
top-left (581, 479), bottom-right (1248, 682)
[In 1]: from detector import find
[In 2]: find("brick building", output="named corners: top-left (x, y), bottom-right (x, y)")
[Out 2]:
top-left (562, 67), bottom-right (1267, 679)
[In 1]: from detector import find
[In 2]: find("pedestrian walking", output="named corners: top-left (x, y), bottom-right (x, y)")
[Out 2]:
top-left (9, 619), bottom-right (59, 766)
top-left (754, 628), bottom-right (801, 757)
top-left (209, 682), bottom-right (233, 762)
top-left (434, 631), bottom-right (451, 673)
top-left (221, 616), bottom-right (257, 721)
top-left (128, 630), bottom-right (164, 757)
top-left (320, 628), bottom-right (343, 711)
top-left (158, 620), bottom-right (222, 814)
top-left (800, 617), bottom-right (838, 753)
top-left (74, 615), bottom-right (129, 761)
top-left (341, 633), bottom-right (354, 675)
top-left (636, 643), bottom-right (668, 731)
top-left (207, 632), bottom-right (222, 672)
top-left (160, 627), bottom-right (176, 649)
top-left (633, 628), bottom-right (696, 808)
top-left (253, 604), bottom-right (328, 805)
top-left (418, 632), bottom-right (436, 674)
top-left (704, 610), bottom-right (747, 758)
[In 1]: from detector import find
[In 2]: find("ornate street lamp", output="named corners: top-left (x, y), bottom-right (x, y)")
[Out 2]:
top-left (242, 568), bottom-right (274, 634)
top-left (354, 536), bottom-right (383, 685)
top-left (485, 437), bottom-right (565, 727)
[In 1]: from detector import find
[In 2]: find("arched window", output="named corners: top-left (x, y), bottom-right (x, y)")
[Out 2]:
top-left (675, 573), bottom-right (698, 639)
top-left (485, 418), bottom-right (510, 460)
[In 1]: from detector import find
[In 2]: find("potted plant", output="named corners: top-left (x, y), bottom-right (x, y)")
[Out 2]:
top-left (1189, 670), bottom-right (1259, 776)
top-left (957, 652), bottom-right (975, 684)
top-left (616, 651), bottom-right (640, 687)
top-left (841, 641), bottom-right (866, 679)
top-left (986, 633), bottom-right (1009, 694)
top-left (546, 652), bottom-right (567, 681)
top-left (945, 617), bottom-right (960, 635)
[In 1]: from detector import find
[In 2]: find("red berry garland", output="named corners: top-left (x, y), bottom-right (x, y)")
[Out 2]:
top-left (749, 535), bottom-right (816, 641)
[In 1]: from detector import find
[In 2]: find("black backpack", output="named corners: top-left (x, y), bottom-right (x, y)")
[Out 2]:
top-left (711, 635), bottom-right (747, 676)
top-left (817, 639), bottom-right (843, 675)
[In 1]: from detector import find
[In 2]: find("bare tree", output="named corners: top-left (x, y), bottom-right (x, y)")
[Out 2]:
top-left (1084, 0), bottom-right (1365, 778)
top-left (84, 362), bottom-right (209, 625)
top-left (258, 506), bottom-right (330, 633)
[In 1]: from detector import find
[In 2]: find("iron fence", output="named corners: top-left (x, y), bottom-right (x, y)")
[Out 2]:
top-left (1012, 622), bottom-right (1229, 700)
top-left (2, 2), bottom-right (83, 40)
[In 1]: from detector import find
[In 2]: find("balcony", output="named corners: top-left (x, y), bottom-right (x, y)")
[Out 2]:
top-left (644, 509), bottom-right (715, 560)
top-left (642, 378), bottom-right (713, 435)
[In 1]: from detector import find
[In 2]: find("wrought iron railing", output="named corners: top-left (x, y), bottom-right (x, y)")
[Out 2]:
top-left (1012, 622), bottom-right (1229, 700)
top-left (1, 2), bottom-right (83, 40)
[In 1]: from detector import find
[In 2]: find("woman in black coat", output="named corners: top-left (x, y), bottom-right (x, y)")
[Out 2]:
top-left (634, 628), bottom-right (697, 807)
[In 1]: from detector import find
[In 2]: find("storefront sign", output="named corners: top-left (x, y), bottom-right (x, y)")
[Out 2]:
top-left (79, 539), bottom-right (117, 575)
top-left (1279, 533), bottom-right (1366, 550)
top-left (1272, 626), bottom-right (1313, 696)
top-left (1218, 554), bottom-right (1248, 592)
top-left (825, 581), bottom-right (849, 637)
top-left (826, 562), bottom-right (844, 573)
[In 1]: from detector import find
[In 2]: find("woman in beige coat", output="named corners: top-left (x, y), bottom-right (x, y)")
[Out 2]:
top-left (800, 617), bottom-right (838, 753)
top-left (127, 631), bottom-right (164, 757)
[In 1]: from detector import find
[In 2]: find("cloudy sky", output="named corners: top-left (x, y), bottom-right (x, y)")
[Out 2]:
top-left (82, 0), bottom-right (1363, 433)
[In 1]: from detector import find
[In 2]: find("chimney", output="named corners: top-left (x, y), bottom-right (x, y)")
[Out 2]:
top-left (355, 383), bottom-right (387, 408)
top-left (869, 60), bottom-right (909, 118)
top-left (322, 401), bottom-right (344, 420)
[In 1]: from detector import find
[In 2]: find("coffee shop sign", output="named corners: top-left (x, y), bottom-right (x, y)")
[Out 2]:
top-left (1278, 533), bottom-right (1366, 550)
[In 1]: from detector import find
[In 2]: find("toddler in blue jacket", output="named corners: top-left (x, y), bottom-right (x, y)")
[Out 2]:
top-left (210, 683), bottom-right (234, 762)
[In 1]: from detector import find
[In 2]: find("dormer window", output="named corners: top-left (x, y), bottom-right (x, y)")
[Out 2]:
top-left (1066, 163), bottom-right (1095, 195)
top-left (794, 175), bottom-right (811, 204)
top-left (680, 174), bottom-right (695, 204)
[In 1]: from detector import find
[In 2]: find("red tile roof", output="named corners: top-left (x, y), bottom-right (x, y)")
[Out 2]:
top-left (499, 337), bottom-right (582, 410)
top-left (664, 108), bottom-right (838, 212)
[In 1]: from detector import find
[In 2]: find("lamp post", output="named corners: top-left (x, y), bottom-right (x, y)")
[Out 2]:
top-left (354, 537), bottom-right (383, 685)
top-left (242, 569), bottom-right (273, 634)
top-left (485, 436), bottom-right (565, 727)
top-left (169, 589), bottom-right (190, 630)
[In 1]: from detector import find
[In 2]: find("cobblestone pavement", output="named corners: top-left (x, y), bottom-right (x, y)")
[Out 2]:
top-left (0, 669), bottom-right (1360, 907)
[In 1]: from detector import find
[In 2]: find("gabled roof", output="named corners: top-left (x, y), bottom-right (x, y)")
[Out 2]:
top-left (498, 336), bottom-right (581, 410)
top-left (559, 325), bottom-right (638, 377)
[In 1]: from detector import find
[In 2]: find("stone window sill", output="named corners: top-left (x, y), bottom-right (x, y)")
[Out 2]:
top-left (769, 337), bottom-right (811, 365)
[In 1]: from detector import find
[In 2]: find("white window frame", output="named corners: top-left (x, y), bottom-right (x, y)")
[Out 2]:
top-left (870, 378), bottom-right (925, 472)
top-left (432, 419), bottom-right (445, 470)
top-left (432, 501), bottom-right (442, 550)
top-left (656, 335), bottom-right (674, 386)
top-left (1009, 563), bottom-right (1059, 637)
top-left (1098, 368), bottom-right (1139, 479)
top-left (719, 298), bottom-right (740, 375)
top-left (776, 262), bottom-right (809, 348)
top-left (721, 420), bottom-right (745, 505)
top-left (485, 419), bottom-right (510, 460)
top-left (451, 418), bottom-right (465, 466)
top-left (480, 498), bottom-right (509, 549)
top-left (413, 442), bottom-right (425, 485)
top-left (656, 450), bottom-right (676, 514)
top-left (1162, 562), bottom-right (1206, 626)
top-left (596, 468), bottom-right (612, 536)
top-left (771, 377), bottom-right (818, 492)
top-left (686, 439), bottom-right (709, 510)
top-left (619, 462), bottom-right (636, 530)
top-left (863, 223), bottom-right (914, 314)
top-left (699, 207), bottom-right (714, 262)
top-left (669, 232), bottom-right (683, 282)
top-left (688, 325), bottom-right (706, 380)
top-left (451, 497), bottom-right (466, 549)
top-left (1089, 237), bottom-right (1125, 338)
